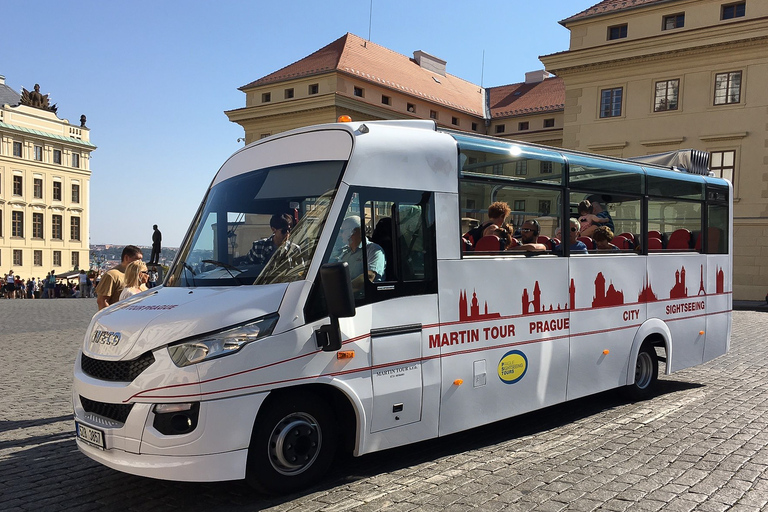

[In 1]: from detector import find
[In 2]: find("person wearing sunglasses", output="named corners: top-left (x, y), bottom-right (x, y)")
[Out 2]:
top-left (119, 260), bottom-right (149, 300)
top-left (508, 219), bottom-right (547, 253)
top-left (555, 218), bottom-right (589, 255)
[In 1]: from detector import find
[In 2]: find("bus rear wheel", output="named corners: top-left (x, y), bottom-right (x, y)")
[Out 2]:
top-left (625, 343), bottom-right (658, 401)
top-left (246, 392), bottom-right (337, 494)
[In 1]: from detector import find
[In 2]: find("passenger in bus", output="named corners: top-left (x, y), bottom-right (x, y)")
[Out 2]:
top-left (242, 213), bottom-right (301, 266)
top-left (555, 218), bottom-right (589, 254)
top-left (583, 195), bottom-right (614, 237)
top-left (493, 223), bottom-right (515, 250)
top-left (592, 226), bottom-right (620, 252)
top-left (577, 199), bottom-right (609, 237)
top-left (463, 201), bottom-right (511, 249)
top-left (508, 219), bottom-right (548, 253)
top-left (335, 215), bottom-right (385, 292)
top-left (371, 217), bottom-right (394, 272)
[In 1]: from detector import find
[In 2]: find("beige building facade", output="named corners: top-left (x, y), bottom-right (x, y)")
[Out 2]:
top-left (0, 76), bottom-right (94, 281)
top-left (227, 0), bottom-right (766, 300)
top-left (541, 0), bottom-right (768, 300)
top-left (225, 33), bottom-right (562, 147)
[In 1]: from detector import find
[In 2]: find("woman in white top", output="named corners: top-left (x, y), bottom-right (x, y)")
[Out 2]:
top-left (119, 260), bottom-right (149, 300)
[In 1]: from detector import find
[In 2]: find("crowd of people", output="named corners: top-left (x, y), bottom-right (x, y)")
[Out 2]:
top-left (463, 198), bottom-right (620, 254)
top-left (3, 226), bottom-right (164, 307)
top-left (2, 269), bottom-right (98, 299)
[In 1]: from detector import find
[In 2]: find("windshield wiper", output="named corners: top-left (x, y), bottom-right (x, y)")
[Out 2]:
top-left (202, 259), bottom-right (242, 280)
top-left (183, 262), bottom-right (197, 287)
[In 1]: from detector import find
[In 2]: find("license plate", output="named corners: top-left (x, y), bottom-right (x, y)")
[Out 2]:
top-left (75, 421), bottom-right (105, 449)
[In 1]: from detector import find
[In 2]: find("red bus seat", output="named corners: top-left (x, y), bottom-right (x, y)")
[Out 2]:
top-left (475, 235), bottom-right (504, 252)
top-left (648, 237), bottom-right (663, 250)
top-left (577, 236), bottom-right (595, 250)
top-left (667, 228), bottom-right (692, 250)
top-left (612, 235), bottom-right (631, 250)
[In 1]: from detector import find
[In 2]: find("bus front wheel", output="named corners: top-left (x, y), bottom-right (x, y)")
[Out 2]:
top-left (246, 392), bottom-right (337, 494)
top-left (625, 343), bottom-right (658, 400)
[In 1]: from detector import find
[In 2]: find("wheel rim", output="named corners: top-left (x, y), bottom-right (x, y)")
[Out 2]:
top-left (635, 351), bottom-right (653, 389)
top-left (268, 412), bottom-right (322, 476)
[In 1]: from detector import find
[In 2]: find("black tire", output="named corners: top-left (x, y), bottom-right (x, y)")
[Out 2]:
top-left (624, 342), bottom-right (659, 400)
top-left (246, 392), bottom-right (337, 494)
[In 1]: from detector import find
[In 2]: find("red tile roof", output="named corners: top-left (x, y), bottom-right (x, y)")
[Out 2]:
top-left (241, 33), bottom-right (485, 116)
top-left (562, 0), bottom-right (673, 24)
top-left (487, 77), bottom-right (564, 118)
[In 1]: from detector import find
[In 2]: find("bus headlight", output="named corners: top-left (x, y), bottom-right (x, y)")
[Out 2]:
top-left (167, 314), bottom-right (278, 367)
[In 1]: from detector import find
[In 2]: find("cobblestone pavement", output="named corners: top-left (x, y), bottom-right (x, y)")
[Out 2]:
top-left (1, 299), bottom-right (767, 511)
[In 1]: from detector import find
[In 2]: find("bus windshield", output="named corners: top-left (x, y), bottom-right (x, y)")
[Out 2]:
top-left (167, 160), bottom-right (344, 287)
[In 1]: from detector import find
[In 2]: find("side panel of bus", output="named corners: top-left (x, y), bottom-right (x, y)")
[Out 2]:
top-left (566, 255), bottom-right (648, 400)
top-left (435, 257), bottom-right (570, 437)
top-left (704, 253), bottom-right (732, 362)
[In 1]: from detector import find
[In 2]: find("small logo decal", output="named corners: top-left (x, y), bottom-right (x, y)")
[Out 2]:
top-left (498, 350), bottom-right (528, 384)
top-left (91, 330), bottom-right (121, 346)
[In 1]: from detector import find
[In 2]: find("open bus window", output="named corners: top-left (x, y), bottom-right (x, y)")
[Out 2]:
top-left (648, 199), bottom-right (702, 252)
top-left (460, 180), bottom-right (562, 254)
top-left (570, 193), bottom-right (641, 253)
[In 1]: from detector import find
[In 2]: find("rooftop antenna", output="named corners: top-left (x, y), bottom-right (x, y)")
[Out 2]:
top-left (367, 0), bottom-right (373, 44)
top-left (480, 50), bottom-right (485, 88)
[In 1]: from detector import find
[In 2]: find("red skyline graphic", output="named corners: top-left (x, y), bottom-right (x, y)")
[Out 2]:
top-left (459, 290), bottom-right (501, 321)
top-left (670, 266), bottom-right (688, 299)
top-left (638, 273), bottom-right (658, 303)
top-left (460, 265), bottom-right (725, 319)
top-left (716, 267), bottom-right (724, 293)
top-left (522, 280), bottom-right (574, 314)
top-left (593, 272), bottom-right (624, 307)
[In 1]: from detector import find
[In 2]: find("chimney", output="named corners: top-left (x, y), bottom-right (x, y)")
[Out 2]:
top-left (0, 75), bottom-right (5, 85)
top-left (525, 70), bottom-right (551, 84)
top-left (413, 50), bottom-right (446, 77)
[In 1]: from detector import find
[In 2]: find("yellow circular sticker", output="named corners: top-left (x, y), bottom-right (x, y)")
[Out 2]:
top-left (498, 350), bottom-right (528, 384)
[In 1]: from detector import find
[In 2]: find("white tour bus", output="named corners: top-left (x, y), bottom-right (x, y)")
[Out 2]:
top-left (73, 120), bottom-right (732, 493)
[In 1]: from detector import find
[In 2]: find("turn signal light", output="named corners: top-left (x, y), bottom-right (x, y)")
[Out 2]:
top-left (453, 379), bottom-right (464, 386)
top-left (603, 350), bottom-right (610, 355)
top-left (699, 331), bottom-right (705, 335)
top-left (338, 115), bottom-right (353, 122)
top-left (337, 351), bottom-right (355, 360)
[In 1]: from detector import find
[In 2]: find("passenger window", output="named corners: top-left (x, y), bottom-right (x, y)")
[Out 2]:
top-left (648, 199), bottom-right (702, 251)
top-left (459, 142), bottom-right (564, 186)
top-left (571, 193), bottom-right (640, 253)
top-left (315, 188), bottom-right (436, 311)
top-left (460, 180), bottom-right (561, 254)
top-left (706, 185), bottom-right (729, 254)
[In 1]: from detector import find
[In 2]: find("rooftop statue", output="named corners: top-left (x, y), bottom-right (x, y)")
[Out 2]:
top-left (20, 83), bottom-right (57, 113)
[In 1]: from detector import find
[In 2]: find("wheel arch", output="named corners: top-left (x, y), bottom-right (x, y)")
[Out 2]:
top-left (254, 382), bottom-right (361, 455)
top-left (627, 318), bottom-right (671, 385)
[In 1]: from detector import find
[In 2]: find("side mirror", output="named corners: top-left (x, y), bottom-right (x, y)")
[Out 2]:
top-left (315, 262), bottom-right (355, 352)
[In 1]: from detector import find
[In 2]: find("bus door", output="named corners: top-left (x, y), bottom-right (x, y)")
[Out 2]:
top-left (324, 188), bottom-right (439, 435)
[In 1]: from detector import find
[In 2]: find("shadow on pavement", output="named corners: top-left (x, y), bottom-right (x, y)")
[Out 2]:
top-left (0, 379), bottom-right (702, 510)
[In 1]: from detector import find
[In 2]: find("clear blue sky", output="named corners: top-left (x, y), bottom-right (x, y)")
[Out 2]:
top-left (3, 0), bottom-right (595, 248)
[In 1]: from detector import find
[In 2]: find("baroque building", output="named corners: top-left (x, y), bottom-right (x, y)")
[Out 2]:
top-left (0, 76), bottom-right (94, 279)
top-left (540, 0), bottom-right (768, 300)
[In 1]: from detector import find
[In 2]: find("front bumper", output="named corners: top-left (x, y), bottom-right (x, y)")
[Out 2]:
top-left (75, 438), bottom-right (249, 482)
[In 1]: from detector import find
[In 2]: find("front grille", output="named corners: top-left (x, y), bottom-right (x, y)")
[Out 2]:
top-left (81, 351), bottom-right (155, 382)
top-left (80, 396), bottom-right (134, 423)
